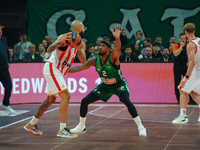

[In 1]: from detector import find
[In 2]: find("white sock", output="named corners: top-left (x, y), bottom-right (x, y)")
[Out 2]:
top-left (60, 123), bottom-right (66, 130)
top-left (29, 116), bottom-right (39, 125)
top-left (80, 117), bottom-right (86, 126)
top-left (180, 108), bottom-right (186, 117)
top-left (199, 104), bottom-right (200, 116)
top-left (133, 116), bottom-right (144, 129)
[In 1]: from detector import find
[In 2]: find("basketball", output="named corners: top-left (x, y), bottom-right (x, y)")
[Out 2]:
top-left (66, 32), bottom-right (82, 47)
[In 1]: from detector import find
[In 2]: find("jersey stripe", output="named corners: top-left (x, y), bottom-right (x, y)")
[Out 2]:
top-left (57, 50), bottom-right (66, 70)
top-left (49, 63), bottom-right (61, 91)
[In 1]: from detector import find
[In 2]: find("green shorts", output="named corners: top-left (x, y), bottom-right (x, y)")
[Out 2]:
top-left (92, 78), bottom-right (129, 102)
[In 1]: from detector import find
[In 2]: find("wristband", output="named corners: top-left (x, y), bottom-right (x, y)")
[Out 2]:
top-left (184, 75), bottom-right (189, 79)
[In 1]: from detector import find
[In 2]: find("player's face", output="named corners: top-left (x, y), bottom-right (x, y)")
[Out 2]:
top-left (98, 43), bottom-right (109, 56)
top-left (79, 24), bottom-right (85, 38)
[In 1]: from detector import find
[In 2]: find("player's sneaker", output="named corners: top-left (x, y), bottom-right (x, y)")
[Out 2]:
top-left (57, 128), bottom-right (78, 138)
top-left (70, 123), bottom-right (86, 133)
top-left (138, 126), bottom-right (147, 137)
top-left (24, 123), bottom-right (43, 135)
top-left (0, 102), bottom-right (16, 114)
top-left (172, 115), bottom-right (188, 123)
top-left (198, 116), bottom-right (200, 122)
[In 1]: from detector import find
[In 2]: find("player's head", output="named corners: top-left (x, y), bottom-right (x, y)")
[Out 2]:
top-left (183, 23), bottom-right (195, 39)
top-left (98, 40), bottom-right (111, 56)
top-left (71, 20), bottom-right (85, 38)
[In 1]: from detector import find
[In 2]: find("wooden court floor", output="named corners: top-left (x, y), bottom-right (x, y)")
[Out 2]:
top-left (0, 103), bottom-right (200, 150)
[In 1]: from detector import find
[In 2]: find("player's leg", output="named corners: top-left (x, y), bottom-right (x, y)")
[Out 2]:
top-left (172, 90), bottom-right (188, 123)
top-left (56, 89), bottom-right (78, 138)
top-left (189, 91), bottom-right (200, 121)
top-left (70, 92), bottom-right (101, 133)
top-left (24, 96), bottom-right (56, 135)
top-left (0, 70), bottom-right (15, 114)
top-left (119, 91), bottom-right (147, 136)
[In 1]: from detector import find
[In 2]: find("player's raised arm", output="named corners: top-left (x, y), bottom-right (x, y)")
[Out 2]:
top-left (47, 32), bottom-right (71, 53)
top-left (110, 25), bottom-right (122, 59)
top-left (68, 57), bottom-right (96, 73)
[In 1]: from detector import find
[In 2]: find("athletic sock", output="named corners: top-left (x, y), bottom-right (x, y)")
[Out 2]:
top-left (60, 123), bottom-right (66, 130)
top-left (180, 108), bottom-right (186, 117)
top-left (199, 104), bottom-right (200, 116)
top-left (80, 117), bottom-right (86, 126)
top-left (29, 116), bottom-right (39, 125)
top-left (133, 116), bottom-right (144, 128)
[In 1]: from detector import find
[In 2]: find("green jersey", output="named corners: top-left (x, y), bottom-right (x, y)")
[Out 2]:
top-left (95, 53), bottom-right (123, 85)
top-left (92, 53), bottom-right (129, 101)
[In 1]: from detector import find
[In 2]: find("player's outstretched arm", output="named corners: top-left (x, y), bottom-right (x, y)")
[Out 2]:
top-left (110, 24), bottom-right (122, 63)
top-left (68, 57), bottom-right (96, 73)
top-left (77, 40), bottom-right (87, 64)
top-left (47, 32), bottom-right (71, 53)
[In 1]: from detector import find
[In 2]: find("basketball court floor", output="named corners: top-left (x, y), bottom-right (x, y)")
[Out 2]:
top-left (0, 103), bottom-right (200, 150)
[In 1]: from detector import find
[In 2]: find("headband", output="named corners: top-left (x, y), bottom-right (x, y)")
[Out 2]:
top-left (100, 40), bottom-right (111, 48)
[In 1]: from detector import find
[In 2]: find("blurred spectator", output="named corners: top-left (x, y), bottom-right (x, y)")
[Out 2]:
top-left (44, 35), bottom-right (52, 48)
top-left (166, 36), bottom-right (177, 48)
top-left (141, 38), bottom-right (153, 57)
top-left (22, 44), bottom-right (43, 62)
top-left (155, 36), bottom-right (164, 50)
top-left (120, 29), bottom-right (128, 54)
top-left (86, 44), bottom-right (95, 59)
top-left (140, 46), bottom-right (158, 62)
top-left (152, 42), bottom-right (162, 59)
top-left (130, 30), bottom-right (144, 52)
top-left (36, 43), bottom-right (50, 62)
top-left (16, 34), bottom-right (32, 61)
top-left (8, 47), bottom-right (17, 63)
top-left (103, 35), bottom-right (110, 42)
top-left (158, 47), bottom-right (174, 62)
top-left (95, 37), bottom-right (103, 49)
top-left (131, 41), bottom-right (140, 56)
top-left (110, 41), bottom-right (115, 53)
top-left (13, 35), bottom-right (21, 61)
top-left (168, 42), bottom-right (175, 59)
top-left (42, 39), bottom-right (48, 52)
top-left (93, 49), bottom-right (99, 57)
top-left (120, 44), bottom-right (138, 62)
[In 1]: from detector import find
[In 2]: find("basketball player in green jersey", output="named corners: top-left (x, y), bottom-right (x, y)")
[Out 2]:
top-left (68, 25), bottom-right (147, 136)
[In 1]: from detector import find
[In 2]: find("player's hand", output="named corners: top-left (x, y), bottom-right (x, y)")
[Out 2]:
top-left (111, 24), bottom-right (122, 39)
top-left (178, 77), bottom-right (187, 89)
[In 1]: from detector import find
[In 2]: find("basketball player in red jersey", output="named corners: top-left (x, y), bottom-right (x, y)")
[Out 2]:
top-left (24, 20), bottom-right (86, 138)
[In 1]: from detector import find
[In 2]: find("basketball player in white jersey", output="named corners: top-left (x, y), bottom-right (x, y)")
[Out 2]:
top-left (24, 20), bottom-right (86, 138)
top-left (172, 23), bottom-right (200, 123)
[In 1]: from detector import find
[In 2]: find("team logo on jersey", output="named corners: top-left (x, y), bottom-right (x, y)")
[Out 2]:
top-left (97, 65), bottom-right (101, 69)
top-left (106, 61), bottom-right (109, 65)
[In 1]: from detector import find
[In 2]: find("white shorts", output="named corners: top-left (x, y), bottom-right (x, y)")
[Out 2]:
top-left (179, 70), bottom-right (200, 95)
top-left (43, 62), bottom-right (67, 97)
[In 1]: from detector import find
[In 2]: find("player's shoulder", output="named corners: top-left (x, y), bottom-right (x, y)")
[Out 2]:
top-left (187, 42), bottom-right (196, 50)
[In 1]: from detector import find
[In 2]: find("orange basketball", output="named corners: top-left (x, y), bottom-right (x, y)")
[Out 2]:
top-left (66, 32), bottom-right (82, 47)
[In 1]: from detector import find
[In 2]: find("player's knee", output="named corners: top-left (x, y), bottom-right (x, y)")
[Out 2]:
top-left (47, 96), bottom-right (56, 104)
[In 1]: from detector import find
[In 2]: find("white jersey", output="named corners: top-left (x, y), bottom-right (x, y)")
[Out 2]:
top-left (190, 37), bottom-right (200, 72)
top-left (48, 45), bottom-right (78, 76)
top-left (178, 37), bottom-right (200, 94)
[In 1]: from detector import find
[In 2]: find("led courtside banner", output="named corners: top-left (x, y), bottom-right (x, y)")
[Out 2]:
top-left (0, 63), bottom-right (176, 104)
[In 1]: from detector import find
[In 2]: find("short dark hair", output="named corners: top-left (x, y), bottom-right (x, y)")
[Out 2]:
top-left (179, 33), bottom-right (185, 37)
top-left (136, 30), bottom-right (142, 36)
top-left (144, 38), bottom-right (152, 43)
top-left (124, 44), bottom-right (132, 49)
top-left (153, 42), bottom-right (160, 47)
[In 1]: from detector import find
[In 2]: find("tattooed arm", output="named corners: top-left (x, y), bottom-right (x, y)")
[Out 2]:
top-left (68, 57), bottom-right (96, 73)
top-left (47, 32), bottom-right (71, 53)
